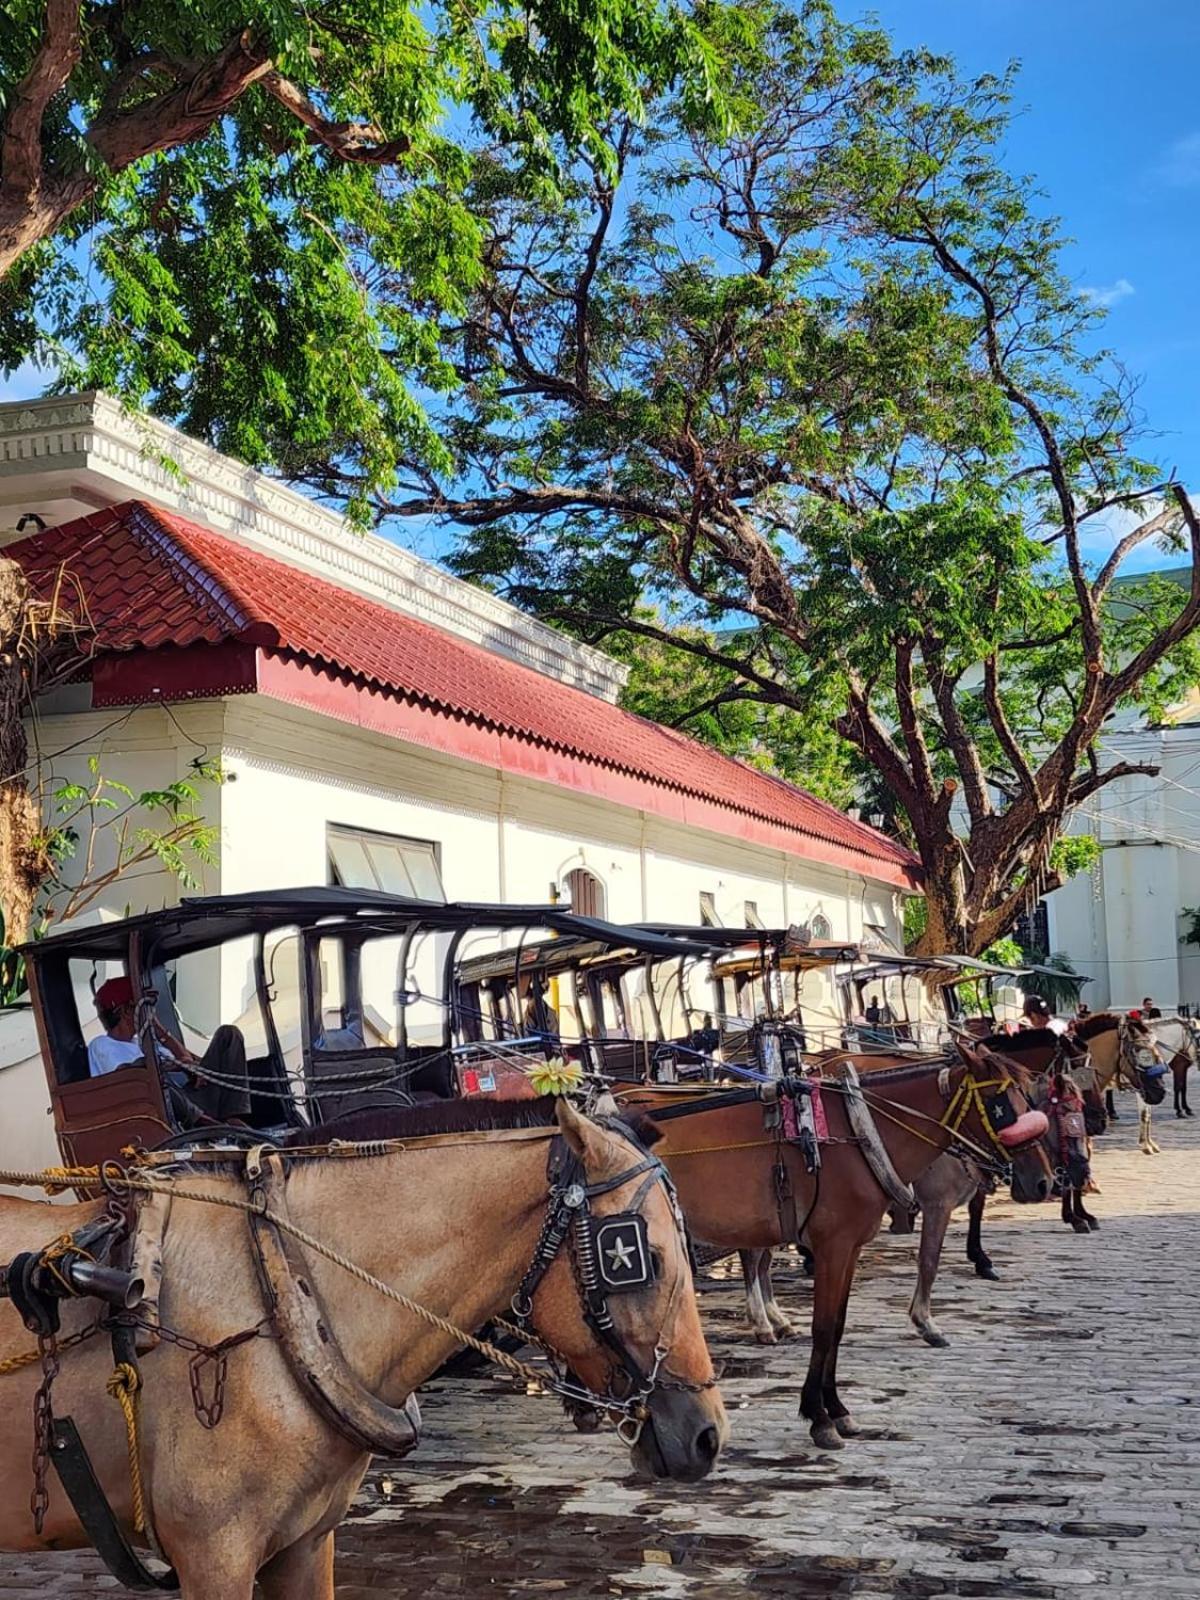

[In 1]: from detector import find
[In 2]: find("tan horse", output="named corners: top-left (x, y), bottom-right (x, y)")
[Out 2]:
top-left (0, 1098), bottom-right (725, 1599)
top-left (617, 1043), bottom-right (1050, 1449)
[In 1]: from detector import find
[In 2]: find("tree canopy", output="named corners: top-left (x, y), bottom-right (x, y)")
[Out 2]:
top-left (363, 0), bottom-right (1200, 955)
top-left (1, 0), bottom-right (723, 513)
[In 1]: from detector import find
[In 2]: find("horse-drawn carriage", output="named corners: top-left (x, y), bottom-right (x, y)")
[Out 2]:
top-left (22, 887), bottom-right (712, 1173)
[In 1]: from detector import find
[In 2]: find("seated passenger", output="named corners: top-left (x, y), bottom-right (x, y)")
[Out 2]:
top-left (88, 976), bottom-right (251, 1126)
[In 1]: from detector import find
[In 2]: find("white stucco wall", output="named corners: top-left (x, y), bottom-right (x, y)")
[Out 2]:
top-left (0, 689), bottom-right (905, 1161)
top-left (1048, 721), bottom-right (1200, 1009)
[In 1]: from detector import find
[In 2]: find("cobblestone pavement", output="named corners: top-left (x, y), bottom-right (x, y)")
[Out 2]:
top-left (2, 1105), bottom-right (1197, 1597)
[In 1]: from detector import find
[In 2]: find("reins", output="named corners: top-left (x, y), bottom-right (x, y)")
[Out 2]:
top-left (0, 1115), bottom-right (704, 1443)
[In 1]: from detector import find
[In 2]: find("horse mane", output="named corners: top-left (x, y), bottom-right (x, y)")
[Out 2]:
top-left (1073, 1012), bottom-right (1121, 1042)
top-left (978, 1027), bottom-right (1060, 1054)
top-left (974, 1045), bottom-right (1036, 1096)
top-left (289, 1095), bottom-right (662, 1149)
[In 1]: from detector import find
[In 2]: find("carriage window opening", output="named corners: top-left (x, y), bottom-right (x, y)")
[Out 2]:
top-left (744, 901), bottom-right (764, 929)
top-left (699, 892), bottom-right (720, 927)
top-left (564, 867), bottom-right (605, 919)
top-left (327, 825), bottom-right (445, 903)
top-left (316, 938), bottom-right (351, 1038)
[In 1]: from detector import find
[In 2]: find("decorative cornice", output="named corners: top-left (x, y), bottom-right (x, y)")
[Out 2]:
top-left (0, 391), bottom-right (628, 702)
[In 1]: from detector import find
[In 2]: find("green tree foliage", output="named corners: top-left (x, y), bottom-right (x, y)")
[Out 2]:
top-left (1, 0), bottom-right (723, 512)
top-left (371, 0), bottom-right (1200, 954)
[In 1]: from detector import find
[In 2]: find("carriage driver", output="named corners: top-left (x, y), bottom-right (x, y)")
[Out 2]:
top-left (88, 976), bottom-right (252, 1127)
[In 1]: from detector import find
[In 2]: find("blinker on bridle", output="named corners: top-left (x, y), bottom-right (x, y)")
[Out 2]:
top-left (509, 1119), bottom-right (706, 1443)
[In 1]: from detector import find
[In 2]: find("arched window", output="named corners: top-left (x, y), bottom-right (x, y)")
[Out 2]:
top-left (810, 912), bottom-right (832, 941)
top-left (564, 867), bottom-right (605, 919)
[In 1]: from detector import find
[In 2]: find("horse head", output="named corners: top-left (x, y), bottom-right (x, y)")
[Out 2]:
top-left (529, 1098), bottom-right (728, 1481)
top-left (953, 1039), bottom-right (1053, 1204)
top-left (1118, 1015), bottom-right (1168, 1106)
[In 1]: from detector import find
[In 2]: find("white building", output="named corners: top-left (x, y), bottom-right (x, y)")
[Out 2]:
top-left (1048, 706), bottom-right (1200, 1012)
top-left (0, 393), bottom-right (919, 1165)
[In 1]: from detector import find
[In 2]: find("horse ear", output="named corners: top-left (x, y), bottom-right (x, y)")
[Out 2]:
top-left (555, 1097), bottom-right (608, 1166)
top-left (955, 1037), bottom-right (980, 1068)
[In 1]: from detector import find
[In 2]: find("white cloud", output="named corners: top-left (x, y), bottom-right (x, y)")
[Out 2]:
top-left (1156, 131), bottom-right (1200, 187)
top-left (1079, 277), bottom-right (1135, 309)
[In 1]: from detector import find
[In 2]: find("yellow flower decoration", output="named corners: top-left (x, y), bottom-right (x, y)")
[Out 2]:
top-left (528, 1056), bottom-right (585, 1097)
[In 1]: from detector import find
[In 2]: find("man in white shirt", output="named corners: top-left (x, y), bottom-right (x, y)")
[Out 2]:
top-left (1020, 994), bottom-right (1067, 1036)
top-left (88, 976), bottom-right (251, 1125)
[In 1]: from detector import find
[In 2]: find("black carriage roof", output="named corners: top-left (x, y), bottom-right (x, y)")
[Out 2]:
top-left (934, 953), bottom-right (1092, 986)
top-left (637, 925), bottom-right (863, 963)
top-left (24, 888), bottom-right (714, 965)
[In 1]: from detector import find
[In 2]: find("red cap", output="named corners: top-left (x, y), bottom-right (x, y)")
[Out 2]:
top-left (1128, 1008), bottom-right (1142, 1020)
top-left (94, 976), bottom-right (134, 1011)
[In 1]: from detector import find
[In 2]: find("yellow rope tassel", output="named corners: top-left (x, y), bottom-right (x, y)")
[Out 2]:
top-left (106, 1362), bottom-right (147, 1534)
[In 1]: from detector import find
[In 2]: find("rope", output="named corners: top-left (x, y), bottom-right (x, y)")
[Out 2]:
top-left (106, 1362), bottom-right (147, 1534)
top-left (0, 1347), bottom-right (41, 1375)
top-left (0, 1161), bottom-right (570, 1393)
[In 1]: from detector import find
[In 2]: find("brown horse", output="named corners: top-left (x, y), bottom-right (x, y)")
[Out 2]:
top-left (0, 1098), bottom-right (725, 1599)
top-left (616, 1042), bottom-right (1051, 1449)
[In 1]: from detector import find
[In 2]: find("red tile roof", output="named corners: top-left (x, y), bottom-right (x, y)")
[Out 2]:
top-left (8, 501), bottom-right (919, 881)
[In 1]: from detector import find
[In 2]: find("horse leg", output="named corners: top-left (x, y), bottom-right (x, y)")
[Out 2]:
top-left (259, 1531), bottom-right (336, 1600)
top-left (1061, 1183), bottom-right (1074, 1228)
top-left (802, 1246), bottom-right (856, 1451)
top-left (760, 1251), bottom-right (800, 1339)
top-left (908, 1197), bottom-right (953, 1348)
top-left (740, 1248), bottom-right (777, 1343)
top-left (1069, 1186), bottom-right (1091, 1234)
top-left (1139, 1099), bottom-right (1159, 1155)
top-left (965, 1189), bottom-right (997, 1280)
top-left (823, 1254), bottom-right (863, 1439)
top-left (1175, 1062), bottom-right (1186, 1119)
top-left (1106, 1088), bottom-right (1118, 1123)
top-left (1186, 1063), bottom-right (1195, 1116)
top-left (175, 1550), bottom-right (260, 1600)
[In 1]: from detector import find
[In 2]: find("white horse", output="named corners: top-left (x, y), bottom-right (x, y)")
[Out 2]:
top-left (1146, 1015), bottom-right (1198, 1119)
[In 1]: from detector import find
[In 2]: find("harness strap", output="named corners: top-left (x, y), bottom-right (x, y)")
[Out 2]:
top-left (833, 1062), bottom-right (918, 1213)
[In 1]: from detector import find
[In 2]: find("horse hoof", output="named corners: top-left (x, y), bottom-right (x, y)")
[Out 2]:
top-left (811, 1423), bottom-right (845, 1451)
top-left (1178, 1112), bottom-right (1185, 1120)
top-left (832, 1414), bottom-right (860, 1438)
top-left (919, 1328), bottom-right (950, 1349)
top-left (753, 1329), bottom-right (777, 1346)
top-left (975, 1264), bottom-right (1000, 1281)
top-left (1086, 1217), bottom-right (1100, 1231)
top-left (1186, 1109), bottom-right (1195, 1118)
top-left (1072, 1220), bottom-right (1090, 1234)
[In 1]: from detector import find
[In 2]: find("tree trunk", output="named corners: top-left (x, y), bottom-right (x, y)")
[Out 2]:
top-left (0, 561), bottom-right (50, 945)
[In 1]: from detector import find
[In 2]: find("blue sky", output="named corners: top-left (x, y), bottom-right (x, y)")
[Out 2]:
top-left (864, 1), bottom-right (1200, 568)
top-left (3, 2), bottom-right (1197, 573)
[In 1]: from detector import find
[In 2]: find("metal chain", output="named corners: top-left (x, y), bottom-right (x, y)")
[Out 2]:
top-left (29, 1335), bottom-right (58, 1535)
top-left (24, 1319), bottom-right (105, 1534)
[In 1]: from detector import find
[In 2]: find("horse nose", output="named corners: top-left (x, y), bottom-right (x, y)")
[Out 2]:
top-left (1036, 1175), bottom-right (1052, 1202)
top-left (696, 1423), bottom-right (722, 1466)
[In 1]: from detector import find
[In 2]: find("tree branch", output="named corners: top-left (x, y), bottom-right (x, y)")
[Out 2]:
top-left (1092, 500), bottom-right (1181, 600)
top-left (260, 72), bottom-right (410, 163)
top-left (0, 0), bottom-right (81, 204)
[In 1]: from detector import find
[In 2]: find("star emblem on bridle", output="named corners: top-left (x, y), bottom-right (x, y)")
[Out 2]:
top-left (606, 1236), bottom-right (636, 1272)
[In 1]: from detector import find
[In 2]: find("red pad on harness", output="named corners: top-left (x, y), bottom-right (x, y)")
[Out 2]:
top-left (780, 1084), bottom-right (828, 1143)
top-left (997, 1109), bottom-right (1049, 1148)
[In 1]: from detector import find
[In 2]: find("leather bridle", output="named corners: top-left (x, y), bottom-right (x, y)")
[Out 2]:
top-left (508, 1118), bottom-right (711, 1442)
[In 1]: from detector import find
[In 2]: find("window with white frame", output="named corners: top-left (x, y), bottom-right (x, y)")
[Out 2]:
top-left (810, 912), bottom-right (832, 940)
top-left (699, 891), bottom-right (721, 927)
top-left (327, 824), bottom-right (446, 902)
top-left (745, 901), bottom-right (764, 929)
